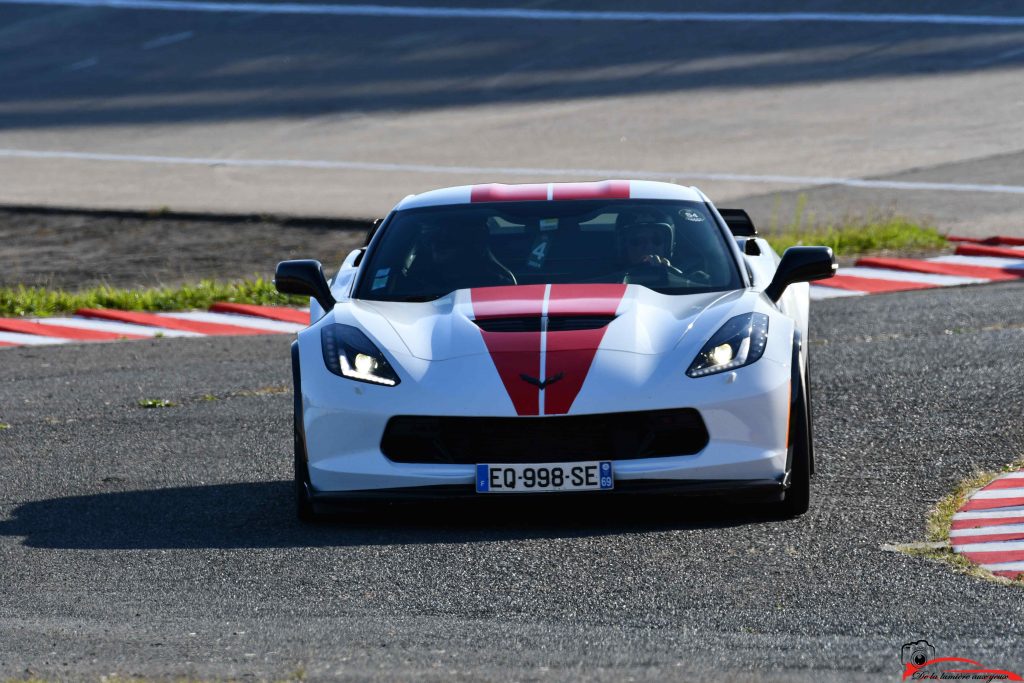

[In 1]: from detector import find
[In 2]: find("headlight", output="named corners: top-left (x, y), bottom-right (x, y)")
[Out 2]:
top-left (320, 324), bottom-right (401, 386)
top-left (686, 313), bottom-right (769, 378)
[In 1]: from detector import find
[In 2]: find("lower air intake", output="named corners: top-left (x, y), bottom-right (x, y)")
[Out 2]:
top-left (381, 409), bottom-right (709, 464)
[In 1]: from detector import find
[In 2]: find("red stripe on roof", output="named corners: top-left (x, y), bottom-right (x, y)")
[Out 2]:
top-left (952, 516), bottom-right (1024, 530)
top-left (551, 181), bottom-right (630, 201)
top-left (210, 302), bottom-right (309, 324)
top-left (470, 184), bottom-right (548, 203)
top-left (955, 243), bottom-right (1024, 259)
top-left (0, 318), bottom-right (148, 341)
top-left (0, 341), bottom-right (18, 347)
top-left (812, 274), bottom-right (936, 294)
top-left (856, 257), bottom-right (1023, 281)
top-left (76, 309), bottom-right (276, 336)
top-left (543, 284), bottom-right (625, 415)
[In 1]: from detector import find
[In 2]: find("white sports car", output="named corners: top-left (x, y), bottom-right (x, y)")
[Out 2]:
top-left (275, 180), bottom-right (836, 520)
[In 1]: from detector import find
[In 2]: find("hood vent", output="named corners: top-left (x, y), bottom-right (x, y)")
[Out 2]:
top-left (474, 315), bottom-right (616, 333)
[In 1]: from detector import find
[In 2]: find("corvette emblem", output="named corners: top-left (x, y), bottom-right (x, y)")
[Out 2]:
top-left (519, 372), bottom-right (564, 389)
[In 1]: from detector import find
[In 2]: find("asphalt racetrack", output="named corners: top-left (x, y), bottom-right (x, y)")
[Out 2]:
top-left (3, 0), bottom-right (1024, 679)
top-left (1, 281), bottom-right (1023, 680)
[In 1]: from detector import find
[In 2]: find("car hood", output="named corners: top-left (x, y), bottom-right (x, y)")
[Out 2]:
top-left (347, 284), bottom-right (745, 361)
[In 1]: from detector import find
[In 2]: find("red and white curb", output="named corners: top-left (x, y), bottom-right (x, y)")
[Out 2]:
top-left (0, 303), bottom-right (308, 349)
top-left (950, 471), bottom-right (1024, 580)
top-left (2, 235), bottom-right (1022, 346)
top-left (810, 235), bottom-right (1024, 299)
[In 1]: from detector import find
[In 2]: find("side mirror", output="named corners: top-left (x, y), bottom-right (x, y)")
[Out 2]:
top-left (275, 259), bottom-right (335, 312)
top-left (764, 246), bottom-right (837, 302)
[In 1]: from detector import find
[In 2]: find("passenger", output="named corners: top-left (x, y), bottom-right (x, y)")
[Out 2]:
top-left (407, 219), bottom-right (516, 293)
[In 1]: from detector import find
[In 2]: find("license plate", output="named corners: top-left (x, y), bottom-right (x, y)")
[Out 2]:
top-left (475, 461), bottom-right (613, 493)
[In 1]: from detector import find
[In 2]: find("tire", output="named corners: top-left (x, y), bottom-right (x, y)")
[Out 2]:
top-left (294, 420), bottom-right (317, 523)
top-left (776, 340), bottom-right (811, 518)
top-left (292, 341), bottom-right (317, 523)
top-left (777, 378), bottom-right (811, 517)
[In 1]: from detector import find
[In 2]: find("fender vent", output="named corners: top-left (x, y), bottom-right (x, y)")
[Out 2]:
top-left (474, 316), bottom-right (615, 333)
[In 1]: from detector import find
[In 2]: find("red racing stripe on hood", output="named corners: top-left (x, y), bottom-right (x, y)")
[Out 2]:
top-left (470, 285), bottom-right (545, 319)
top-left (544, 284), bottom-right (626, 415)
top-left (471, 285), bottom-right (545, 415)
top-left (471, 284), bottom-right (626, 416)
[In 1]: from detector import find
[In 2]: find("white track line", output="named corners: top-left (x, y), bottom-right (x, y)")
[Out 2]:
top-left (970, 488), bottom-right (1024, 500)
top-left (930, 254), bottom-right (1024, 269)
top-left (830, 266), bottom-right (986, 286)
top-left (950, 523), bottom-right (1024, 538)
top-left (951, 540), bottom-right (1024, 553)
top-left (31, 316), bottom-right (200, 337)
top-left (955, 506), bottom-right (1024, 520)
top-left (3, 0), bottom-right (1024, 26)
top-left (979, 560), bottom-right (1024, 571)
top-left (67, 57), bottom-right (99, 71)
top-left (809, 286), bottom-right (864, 300)
top-left (142, 30), bottom-right (193, 49)
top-left (4, 148), bottom-right (1024, 196)
top-left (160, 310), bottom-right (305, 332)
top-left (0, 331), bottom-right (70, 345)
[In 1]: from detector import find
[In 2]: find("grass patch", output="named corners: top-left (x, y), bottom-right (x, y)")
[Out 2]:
top-left (926, 459), bottom-right (1024, 543)
top-left (0, 423), bottom-right (9, 430)
top-left (893, 458), bottom-right (1024, 585)
top-left (763, 197), bottom-right (947, 258)
top-left (0, 277), bottom-right (307, 318)
top-left (138, 398), bottom-right (176, 409)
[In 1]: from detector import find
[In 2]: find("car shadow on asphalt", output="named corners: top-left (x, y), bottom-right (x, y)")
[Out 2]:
top-left (0, 481), bottom-right (786, 549)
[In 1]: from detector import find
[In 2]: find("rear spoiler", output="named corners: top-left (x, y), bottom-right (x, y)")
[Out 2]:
top-left (719, 208), bottom-right (757, 237)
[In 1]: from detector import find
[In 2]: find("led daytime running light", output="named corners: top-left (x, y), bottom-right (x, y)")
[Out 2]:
top-left (686, 313), bottom-right (769, 378)
top-left (321, 324), bottom-right (400, 386)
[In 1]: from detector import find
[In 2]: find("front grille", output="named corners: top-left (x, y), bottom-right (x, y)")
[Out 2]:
top-left (381, 409), bottom-right (709, 464)
top-left (473, 316), bottom-right (615, 333)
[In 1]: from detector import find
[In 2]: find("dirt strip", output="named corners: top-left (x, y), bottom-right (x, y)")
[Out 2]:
top-left (0, 206), bottom-right (370, 289)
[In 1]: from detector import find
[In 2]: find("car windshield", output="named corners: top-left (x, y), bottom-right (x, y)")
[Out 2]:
top-left (355, 199), bottom-right (743, 301)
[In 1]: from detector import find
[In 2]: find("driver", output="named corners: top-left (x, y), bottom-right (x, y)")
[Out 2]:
top-left (621, 220), bottom-right (676, 271)
top-left (615, 208), bottom-right (690, 285)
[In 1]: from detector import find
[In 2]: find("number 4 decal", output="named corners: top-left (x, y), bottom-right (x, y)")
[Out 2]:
top-left (527, 236), bottom-right (549, 269)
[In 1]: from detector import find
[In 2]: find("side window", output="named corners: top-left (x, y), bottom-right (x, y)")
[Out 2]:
top-left (670, 208), bottom-right (737, 287)
top-left (363, 217), bottom-right (383, 246)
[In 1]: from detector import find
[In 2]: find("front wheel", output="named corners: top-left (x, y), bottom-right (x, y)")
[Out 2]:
top-left (292, 340), bottom-right (318, 523)
top-left (776, 378), bottom-right (811, 517)
top-left (294, 421), bottom-right (317, 523)
top-left (775, 335), bottom-right (812, 518)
